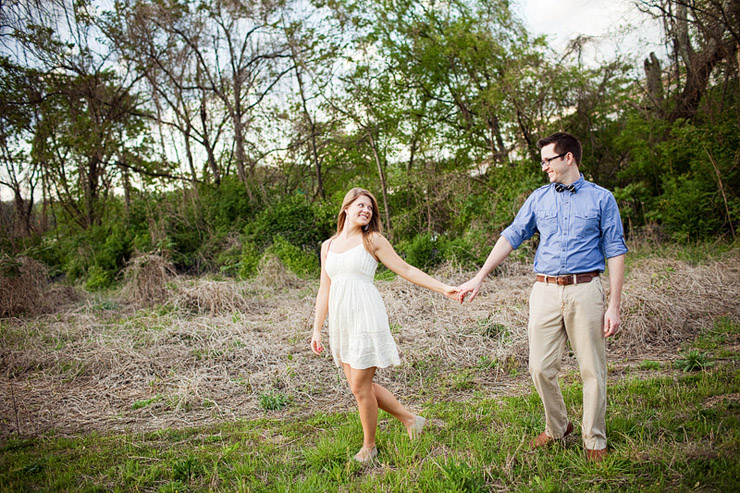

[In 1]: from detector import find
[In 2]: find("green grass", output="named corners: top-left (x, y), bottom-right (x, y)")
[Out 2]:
top-left (2, 362), bottom-right (739, 492)
top-left (2, 315), bottom-right (737, 491)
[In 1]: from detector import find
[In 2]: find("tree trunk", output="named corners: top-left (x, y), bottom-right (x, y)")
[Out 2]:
top-left (367, 130), bottom-right (392, 234)
top-left (669, 44), bottom-right (727, 121)
top-left (644, 52), bottom-right (664, 112)
top-left (199, 93), bottom-right (221, 186)
top-left (231, 73), bottom-right (254, 201)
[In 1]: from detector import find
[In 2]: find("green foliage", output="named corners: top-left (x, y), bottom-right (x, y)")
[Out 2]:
top-left (85, 265), bottom-right (114, 291)
top-left (258, 390), bottom-right (291, 411)
top-left (2, 0), bottom-right (737, 285)
top-left (0, 255), bottom-right (22, 278)
top-left (396, 230), bottom-right (495, 271)
top-left (131, 395), bottom-right (163, 410)
top-left (432, 457), bottom-right (487, 492)
top-left (232, 194), bottom-right (334, 278)
top-left (171, 455), bottom-right (203, 482)
top-left (268, 235), bottom-right (319, 278)
top-left (616, 90), bottom-right (740, 240)
top-left (201, 176), bottom-right (257, 233)
top-left (674, 349), bottom-right (714, 372)
top-left (638, 360), bottom-right (662, 371)
top-left (244, 194), bottom-right (334, 252)
top-left (397, 233), bottom-right (446, 270)
top-left (237, 241), bottom-right (261, 279)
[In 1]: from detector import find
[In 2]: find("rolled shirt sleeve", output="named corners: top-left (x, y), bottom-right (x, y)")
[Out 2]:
top-left (600, 192), bottom-right (628, 259)
top-left (501, 189), bottom-right (543, 250)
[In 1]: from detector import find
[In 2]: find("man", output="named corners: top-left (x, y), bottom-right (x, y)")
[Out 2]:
top-left (458, 132), bottom-right (627, 461)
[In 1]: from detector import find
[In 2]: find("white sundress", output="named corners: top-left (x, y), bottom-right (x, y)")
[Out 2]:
top-left (325, 243), bottom-right (401, 369)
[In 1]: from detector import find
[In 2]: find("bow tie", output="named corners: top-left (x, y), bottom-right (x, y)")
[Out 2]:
top-left (555, 183), bottom-right (576, 193)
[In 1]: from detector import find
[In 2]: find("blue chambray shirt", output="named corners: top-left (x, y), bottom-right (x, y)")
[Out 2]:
top-left (501, 175), bottom-right (628, 276)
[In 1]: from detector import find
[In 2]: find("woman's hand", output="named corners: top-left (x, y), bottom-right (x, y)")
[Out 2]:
top-left (441, 284), bottom-right (460, 302)
top-left (310, 330), bottom-right (324, 355)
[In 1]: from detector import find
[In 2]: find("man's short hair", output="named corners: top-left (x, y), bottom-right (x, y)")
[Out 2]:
top-left (537, 132), bottom-right (582, 166)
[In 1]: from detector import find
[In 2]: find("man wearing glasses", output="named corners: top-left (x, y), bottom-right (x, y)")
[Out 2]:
top-left (458, 132), bottom-right (627, 462)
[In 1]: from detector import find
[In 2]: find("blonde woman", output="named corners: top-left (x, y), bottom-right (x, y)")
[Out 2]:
top-left (311, 187), bottom-right (458, 463)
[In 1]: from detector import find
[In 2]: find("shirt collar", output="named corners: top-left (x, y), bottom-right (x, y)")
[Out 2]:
top-left (553, 174), bottom-right (585, 192)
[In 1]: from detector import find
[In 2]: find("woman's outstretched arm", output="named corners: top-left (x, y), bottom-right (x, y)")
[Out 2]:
top-left (371, 233), bottom-right (458, 301)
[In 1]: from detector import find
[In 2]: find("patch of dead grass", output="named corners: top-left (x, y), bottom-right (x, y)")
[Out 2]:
top-left (122, 253), bottom-right (176, 306)
top-left (1, 249), bottom-right (738, 438)
top-left (0, 255), bottom-right (48, 317)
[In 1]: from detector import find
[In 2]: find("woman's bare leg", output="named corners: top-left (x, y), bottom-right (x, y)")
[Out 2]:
top-left (342, 364), bottom-right (379, 449)
top-left (371, 383), bottom-right (418, 436)
top-left (343, 364), bottom-right (421, 442)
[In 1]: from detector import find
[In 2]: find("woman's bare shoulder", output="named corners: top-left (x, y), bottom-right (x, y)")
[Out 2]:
top-left (321, 237), bottom-right (335, 254)
top-left (367, 231), bottom-right (388, 243)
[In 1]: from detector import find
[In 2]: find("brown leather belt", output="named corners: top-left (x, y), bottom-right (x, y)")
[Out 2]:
top-left (536, 271), bottom-right (600, 286)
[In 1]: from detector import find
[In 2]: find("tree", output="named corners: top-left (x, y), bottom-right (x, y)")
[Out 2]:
top-left (637, 0), bottom-right (740, 121)
top-left (0, 58), bottom-right (42, 238)
top-left (1, 0), bottom-right (162, 229)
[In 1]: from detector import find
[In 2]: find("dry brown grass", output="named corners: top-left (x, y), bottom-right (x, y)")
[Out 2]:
top-left (616, 256), bottom-right (740, 354)
top-left (0, 255), bottom-right (48, 317)
top-left (1, 249), bottom-right (738, 438)
top-left (172, 278), bottom-right (264, 315)
top-left (122, 253), bottom-right (176, 306)
top-left (255, 254), bottom-right (302, 289)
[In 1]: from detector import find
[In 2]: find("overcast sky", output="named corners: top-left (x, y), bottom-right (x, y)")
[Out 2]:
top-left (516, 0), bottom-right (667, 67)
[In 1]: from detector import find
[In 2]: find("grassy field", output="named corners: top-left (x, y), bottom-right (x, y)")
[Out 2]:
top-left (1, 244), bottom-right (739, 491)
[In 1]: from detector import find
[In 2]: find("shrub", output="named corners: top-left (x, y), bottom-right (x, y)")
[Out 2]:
top-left (441, 231), bottom-right (492, 269)
top-left (268, 235), bottom-right (319, 278)
top-left (238, 241), bottom-right (261, 279)
top-left (398, 233), bottom-right (447, 271)
top-left (243, 194), bottom-right (334, 252)
top-left (85, 264), bottom-right (114, 291)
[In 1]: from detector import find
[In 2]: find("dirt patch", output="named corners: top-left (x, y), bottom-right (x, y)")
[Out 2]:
top-left (703, 393), bottom-right (740, 409)
top-left (1, 250), bottom-right (738, 439)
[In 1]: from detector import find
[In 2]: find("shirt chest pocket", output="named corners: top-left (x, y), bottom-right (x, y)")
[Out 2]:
top-left (574, 209), bottom-right (599, 236)
top-left (535, 210), bottom-right (558, 237)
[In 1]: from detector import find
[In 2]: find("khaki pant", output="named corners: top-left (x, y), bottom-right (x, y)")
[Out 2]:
top-left (528, 278), bottom-right (607, 450)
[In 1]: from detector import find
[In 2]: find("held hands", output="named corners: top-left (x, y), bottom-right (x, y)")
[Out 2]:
top-left (442, 284), bottom-right (461, 302)
top-left (310, 330), bottom-right (324, 355)
top-left (457, 277), bottom-right (483, 304)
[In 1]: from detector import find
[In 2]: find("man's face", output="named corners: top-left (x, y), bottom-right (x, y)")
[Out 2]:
top-left (540, 143), bottom-right (569, 183)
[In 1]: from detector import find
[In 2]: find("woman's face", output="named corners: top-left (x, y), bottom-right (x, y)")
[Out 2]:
top-left (345, 194), bottom-right (374, 228)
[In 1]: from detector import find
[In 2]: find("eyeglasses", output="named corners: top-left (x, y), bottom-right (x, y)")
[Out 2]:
top-left (540, 152), bottom-right (567, 168)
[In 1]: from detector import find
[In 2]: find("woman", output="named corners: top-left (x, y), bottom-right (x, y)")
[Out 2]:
top-left (310, 187), bottom-right (458, 463)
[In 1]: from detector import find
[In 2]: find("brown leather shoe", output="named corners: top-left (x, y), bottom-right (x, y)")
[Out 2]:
top-left (531, 421), bottom-right (574, 449)
top-left (585, 447), bottom-right (608, 462)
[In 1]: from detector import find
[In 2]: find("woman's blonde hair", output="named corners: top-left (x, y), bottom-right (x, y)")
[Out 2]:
top-left (334, 188), bottom-right (382, 253)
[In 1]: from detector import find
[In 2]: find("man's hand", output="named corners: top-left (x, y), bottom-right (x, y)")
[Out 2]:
top-left (603, 306), bottom-right (620, 337)
top-left (457, 277), bottom-right (483, 303)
